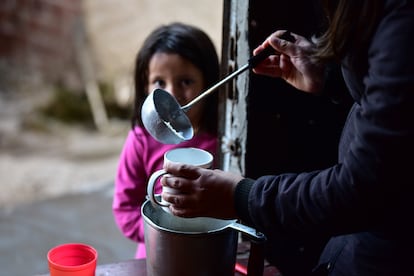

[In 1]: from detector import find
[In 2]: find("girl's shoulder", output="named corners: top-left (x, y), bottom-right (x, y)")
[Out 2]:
top-left (180, 131), bottom-right (218, 153)
top-left (125, 126), bottom-right (165, 150)
top-left (127, 126), bottom-right (218, 155)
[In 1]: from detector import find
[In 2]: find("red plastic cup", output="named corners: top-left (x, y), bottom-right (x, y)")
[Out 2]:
top-left (47, 243), bottom-right (98, 276)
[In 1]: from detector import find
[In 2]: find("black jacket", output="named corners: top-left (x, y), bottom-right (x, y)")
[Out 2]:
top-left (235, 0), bottom-right (414, 275)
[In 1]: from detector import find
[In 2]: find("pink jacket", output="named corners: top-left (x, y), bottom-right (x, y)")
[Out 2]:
top-left (112, 126), bottom-right (217, 258)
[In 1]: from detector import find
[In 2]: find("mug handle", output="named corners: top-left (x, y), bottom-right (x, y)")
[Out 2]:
top-left (147, 169), bottom-right (170, 207)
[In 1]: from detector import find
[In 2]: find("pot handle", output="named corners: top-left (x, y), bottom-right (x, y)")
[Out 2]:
top-left (229, 221), bottom-right (267, 276)
top-left (228, 221), bottom-right (266, 243)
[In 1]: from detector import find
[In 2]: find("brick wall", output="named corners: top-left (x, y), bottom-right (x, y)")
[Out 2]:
top-left (0, 0), bottom-right (82, 89)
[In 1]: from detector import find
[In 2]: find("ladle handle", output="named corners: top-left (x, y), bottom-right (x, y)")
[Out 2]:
top-left (181, 63), bottom-right (249, 111)
top-left (247, 46), bottom-right (276, 68)
top-left (181, 31), bottom-right (295, 112)
top-left (248, 30), bottom-right (295, 68)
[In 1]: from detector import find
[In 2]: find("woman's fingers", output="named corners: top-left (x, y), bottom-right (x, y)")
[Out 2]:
top-left (252, 55), bottom-right (282, 77)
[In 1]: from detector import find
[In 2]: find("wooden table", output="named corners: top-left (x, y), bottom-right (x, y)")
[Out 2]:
top-left (35, 242), bottom-right (282, 276)
top-left (36, 258), bottom-right (280, 276)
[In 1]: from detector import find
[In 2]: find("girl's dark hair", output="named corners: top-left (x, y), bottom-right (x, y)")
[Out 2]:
top-left (313, 0), bottom-right (384, 71)
top-left (131, 22), bottom-right (220, 134)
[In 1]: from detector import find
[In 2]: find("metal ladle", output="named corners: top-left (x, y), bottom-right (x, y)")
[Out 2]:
top-left (141, 31), bottom-right (294, 144)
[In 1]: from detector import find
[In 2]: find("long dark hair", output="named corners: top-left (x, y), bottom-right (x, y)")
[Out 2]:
top-left (313, 0), bottom-right (384, 70)
top-left (131, 22), bottom-right (220, 134)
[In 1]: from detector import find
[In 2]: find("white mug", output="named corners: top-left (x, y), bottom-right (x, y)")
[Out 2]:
top-left (147, 147), bottom-right (213, 213)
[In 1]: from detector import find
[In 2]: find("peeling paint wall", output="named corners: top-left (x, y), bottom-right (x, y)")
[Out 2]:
top-left (219, 0), bottom-right (249, 174)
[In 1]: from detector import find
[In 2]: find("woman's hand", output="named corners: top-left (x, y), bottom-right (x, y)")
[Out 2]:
top-left (161, 162), bottom-right (243, 219)
top-left (253, 30), bottom-right (325, 94)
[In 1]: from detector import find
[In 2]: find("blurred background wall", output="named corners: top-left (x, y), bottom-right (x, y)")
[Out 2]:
top-left (0, 0), bottom-right (222, 96)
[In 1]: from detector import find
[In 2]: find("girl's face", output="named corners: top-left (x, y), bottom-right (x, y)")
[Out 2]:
top-left (147, 52), bottom-right (206, 132)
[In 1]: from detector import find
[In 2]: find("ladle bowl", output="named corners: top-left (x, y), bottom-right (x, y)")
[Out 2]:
top-left (141, 88), bottom-right (193, 144)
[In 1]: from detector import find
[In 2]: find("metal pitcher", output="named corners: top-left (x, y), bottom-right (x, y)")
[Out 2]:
top-left (142, 199), bottom-right (266, 276)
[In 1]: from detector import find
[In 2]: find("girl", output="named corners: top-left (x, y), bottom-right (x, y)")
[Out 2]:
top-left (112, 22), bottom-right (220, 258)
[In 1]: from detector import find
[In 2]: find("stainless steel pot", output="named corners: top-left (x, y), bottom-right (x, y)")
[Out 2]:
top-left (142, 199), bottom-right (266, 276)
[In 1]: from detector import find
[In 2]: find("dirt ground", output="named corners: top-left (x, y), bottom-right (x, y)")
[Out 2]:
top-left (0, 89), bottom-right (129, 210)
top-left (0, 89), bottom-right (137, 276)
